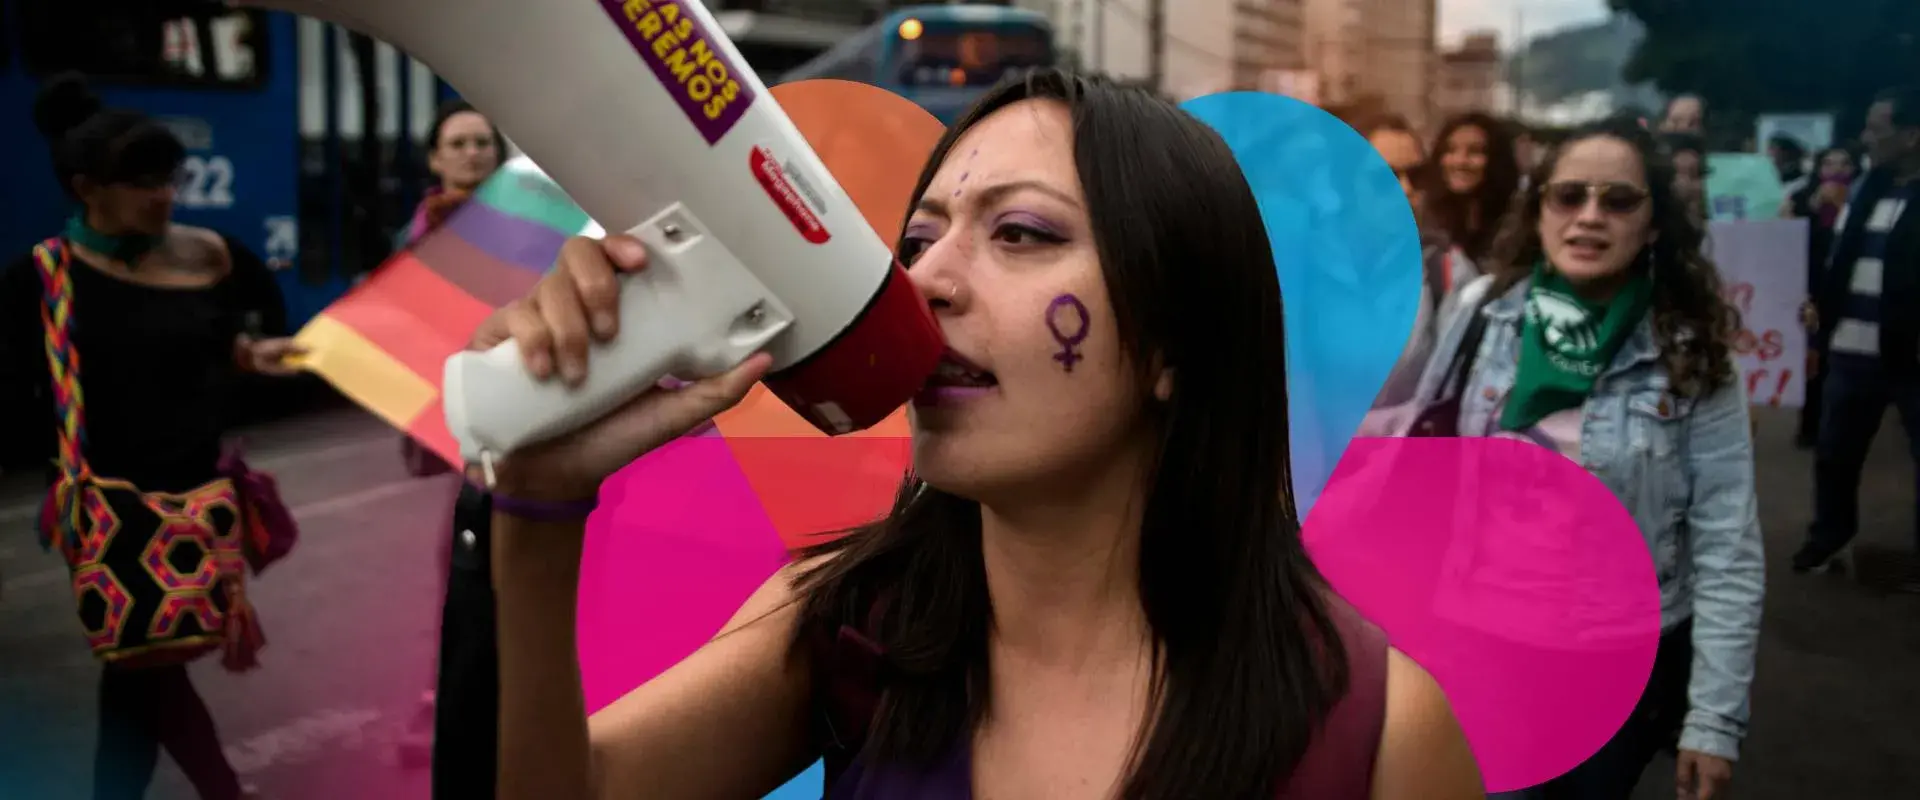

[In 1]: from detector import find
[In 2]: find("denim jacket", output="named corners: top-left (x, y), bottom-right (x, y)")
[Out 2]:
top-left (1373, 234), bottom-right (1481, 410)
top-left (1402, 274), bottom-right (1767, 761)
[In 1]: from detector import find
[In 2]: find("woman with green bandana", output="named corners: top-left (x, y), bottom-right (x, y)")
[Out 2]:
top-left (0, 74), bottom-right (300, 800)
top-left (1492, 264), bottom-right (1655, 454)
top-left (1401, 117), bottom-right (1763, 800)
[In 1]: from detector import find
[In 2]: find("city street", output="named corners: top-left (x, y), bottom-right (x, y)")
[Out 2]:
top-left (1, 402), bottom-right (1915, 799)
top-left (0, 405), bottom-right (444, 800)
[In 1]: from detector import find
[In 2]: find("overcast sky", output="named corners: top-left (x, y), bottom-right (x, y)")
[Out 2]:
top-left (1440, 0), bottom-right (1612, 50)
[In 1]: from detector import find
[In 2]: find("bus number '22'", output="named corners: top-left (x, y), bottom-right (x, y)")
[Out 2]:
top-left (175, 155), bottom-right (236, 210)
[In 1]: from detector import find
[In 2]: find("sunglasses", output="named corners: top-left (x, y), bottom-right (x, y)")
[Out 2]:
top-left (1542, 180), bottom-right (1650, 215)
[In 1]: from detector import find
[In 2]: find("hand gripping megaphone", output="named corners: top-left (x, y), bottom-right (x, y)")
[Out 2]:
top-left (242, 0), bottom-right (947, 464)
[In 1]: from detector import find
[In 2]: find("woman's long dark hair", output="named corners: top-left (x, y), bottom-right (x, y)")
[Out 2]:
top-left (788, 69), bottom-right (1346, 799)
top-left (1424, 111), bottom-right (1520, 260)
top-left (1487, 117), bottom-right (1740, 398)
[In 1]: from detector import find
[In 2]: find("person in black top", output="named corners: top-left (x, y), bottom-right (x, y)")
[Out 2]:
top-left (1795, 87), bottom-right (1920, 587)
top-left (1768, 133), bottom-right (1809, 196)
top-left (1782, 145), bottom-right (1863, 447)
top-left (0, 74), bottom-right (302, 800)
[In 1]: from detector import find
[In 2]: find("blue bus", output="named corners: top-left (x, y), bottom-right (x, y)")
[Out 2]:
top-left (0, 2), bottom-right (854, 335)
top-left (0, 3), bottom-right (420, 334)
top-left (779, 3), bottom-right (1056, 124)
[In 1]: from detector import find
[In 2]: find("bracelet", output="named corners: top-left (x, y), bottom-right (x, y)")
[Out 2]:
top-left (475, 482), bottom-right (599, 523)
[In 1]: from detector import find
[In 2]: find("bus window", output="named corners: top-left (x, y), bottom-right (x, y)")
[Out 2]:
top-left (16, 3), bottom-right (269, 89)
top-left (895, 26), bottom-right (1050, 88)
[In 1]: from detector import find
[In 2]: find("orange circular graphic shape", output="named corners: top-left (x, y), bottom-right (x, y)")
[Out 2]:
top-left (712, 80), bottom-right (944, 546)
top-left (770, 79), bottom-right (946, 240)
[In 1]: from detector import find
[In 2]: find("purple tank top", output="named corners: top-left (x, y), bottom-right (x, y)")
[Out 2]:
top-left (825, 743), bottom-right (971, 800)
top-left (813, 595), bottom-right (1390, 799)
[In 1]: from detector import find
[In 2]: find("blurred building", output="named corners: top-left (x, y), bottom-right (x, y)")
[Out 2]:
top-left (1357, 0), bottom-right (1437, 130)
top-left (1303, 0), bottom-right (1436, 129)
top-left (1436, 30), bottom-right (1502, 118)
top-left (1028, 0), bottom-right (1301, 99)
top-left (1234, 1), bottom-right (1306, 94)
top-left (1303, 0), bottom-right (1362, 107)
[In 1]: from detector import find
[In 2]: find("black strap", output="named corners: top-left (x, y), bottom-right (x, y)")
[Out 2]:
top-left (1408, 286), bottom-right (1496, 438)
top-left (1439, 297), bottom-right (1492, 405)
top-left (1422, 246), bottom-right (1449, 325)
top-left (813, 592), bottom-right (894, 789)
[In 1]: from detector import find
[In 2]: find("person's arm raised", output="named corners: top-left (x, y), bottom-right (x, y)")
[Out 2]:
top-left (495, 524), bottom-right (820, 799)
top-left (483, 235), bottom-right (808, 798)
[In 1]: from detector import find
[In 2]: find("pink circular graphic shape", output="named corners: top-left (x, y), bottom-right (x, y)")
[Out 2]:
top-left (1306, 437), bottom-right (1663, 793)
top-left (576, 436), bottom-right (791, 714)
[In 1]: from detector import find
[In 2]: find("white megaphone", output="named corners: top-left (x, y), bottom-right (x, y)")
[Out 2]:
top-left (241, 0), bottom-right (947, 464)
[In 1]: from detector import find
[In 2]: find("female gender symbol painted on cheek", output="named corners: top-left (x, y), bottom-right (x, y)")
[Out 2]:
top-left (1046, 293), bottom-right (1091, 372)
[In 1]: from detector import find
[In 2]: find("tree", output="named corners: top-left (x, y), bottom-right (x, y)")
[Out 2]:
top-left (1612, 0), bottom-right (1920, 145)
top-left (1511, 16), bottom-right (1641, 106)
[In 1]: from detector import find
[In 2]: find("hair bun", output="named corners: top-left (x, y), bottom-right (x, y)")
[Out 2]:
top-left (33, 72), bottom-right (104, 142)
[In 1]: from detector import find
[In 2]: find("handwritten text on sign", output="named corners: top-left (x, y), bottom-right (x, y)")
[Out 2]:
top-left (1707, 220), bottom-right (1809, 407)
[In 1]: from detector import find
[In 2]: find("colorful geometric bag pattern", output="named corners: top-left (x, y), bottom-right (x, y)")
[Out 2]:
top-left (32, 238), bottom-right (265, 670)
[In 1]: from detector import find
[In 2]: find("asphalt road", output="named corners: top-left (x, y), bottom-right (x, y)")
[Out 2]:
top-left (0, 403), bottom-right (1914, 799)
top-left (1, 407), bottom-right (448, 800)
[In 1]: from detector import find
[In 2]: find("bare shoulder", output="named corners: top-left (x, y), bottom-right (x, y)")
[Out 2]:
top-left (171, 224), bottom-right (225, 251)
top-left (165, 225), bottom-right (232, 278)
top-left (1369, 648), bottom-right (1485, 799)
top-left (714, 552), bottom-right (837, 638)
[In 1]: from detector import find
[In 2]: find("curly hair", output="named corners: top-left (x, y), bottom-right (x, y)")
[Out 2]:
top-left (1486, 116), bottom-right (1741, 398)
top-left (1423, 111), bottom-right (1522, 261)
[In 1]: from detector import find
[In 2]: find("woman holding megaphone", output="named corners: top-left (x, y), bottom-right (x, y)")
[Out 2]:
top-left (480, 71), bottom-right (1484, 799)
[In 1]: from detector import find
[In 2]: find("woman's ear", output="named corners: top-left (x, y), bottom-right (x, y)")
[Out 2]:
top-left (1153, 366), bottom-right (1175, 402)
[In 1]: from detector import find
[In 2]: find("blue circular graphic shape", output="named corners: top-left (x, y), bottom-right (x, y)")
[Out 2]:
top-left (1180, 92), bottom-right (1423, 518)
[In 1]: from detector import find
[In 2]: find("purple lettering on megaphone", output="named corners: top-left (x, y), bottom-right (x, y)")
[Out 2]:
top-left (600, 0), bottom-right (753, 146)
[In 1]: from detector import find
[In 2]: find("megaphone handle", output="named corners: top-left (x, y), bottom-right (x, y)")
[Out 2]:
top-left (442, 204), bottom-right (794, 462)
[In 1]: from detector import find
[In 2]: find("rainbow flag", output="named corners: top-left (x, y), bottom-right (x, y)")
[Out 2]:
top-left (293, 78), bottom-right (946, 498)
top-left (291, 155), bottom-right (602, 466)
top-left (292, 80), bottom-right (947, 800)
top-left (293, 146), bottom-right (917, 544)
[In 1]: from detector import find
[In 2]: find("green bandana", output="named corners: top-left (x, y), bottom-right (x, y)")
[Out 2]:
top-left (1501, 262), bottom-right (1653, 431)
top-left (64, 213), bottom-right (159, 265)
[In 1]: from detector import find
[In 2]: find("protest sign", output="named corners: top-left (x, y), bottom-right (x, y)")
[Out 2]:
top-left (1756, 112), bottom-right (1835, 153)
top-left (1706, 153), bottom-right (1786, 222)
top-left (1708, 219), bottom-right (1809, 406)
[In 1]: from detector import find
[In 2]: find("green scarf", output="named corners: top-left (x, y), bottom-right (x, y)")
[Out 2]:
top-left (1501, 262), bottom-right (1654, 431)
top-left (63, 213), bottom-right (159, 265)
